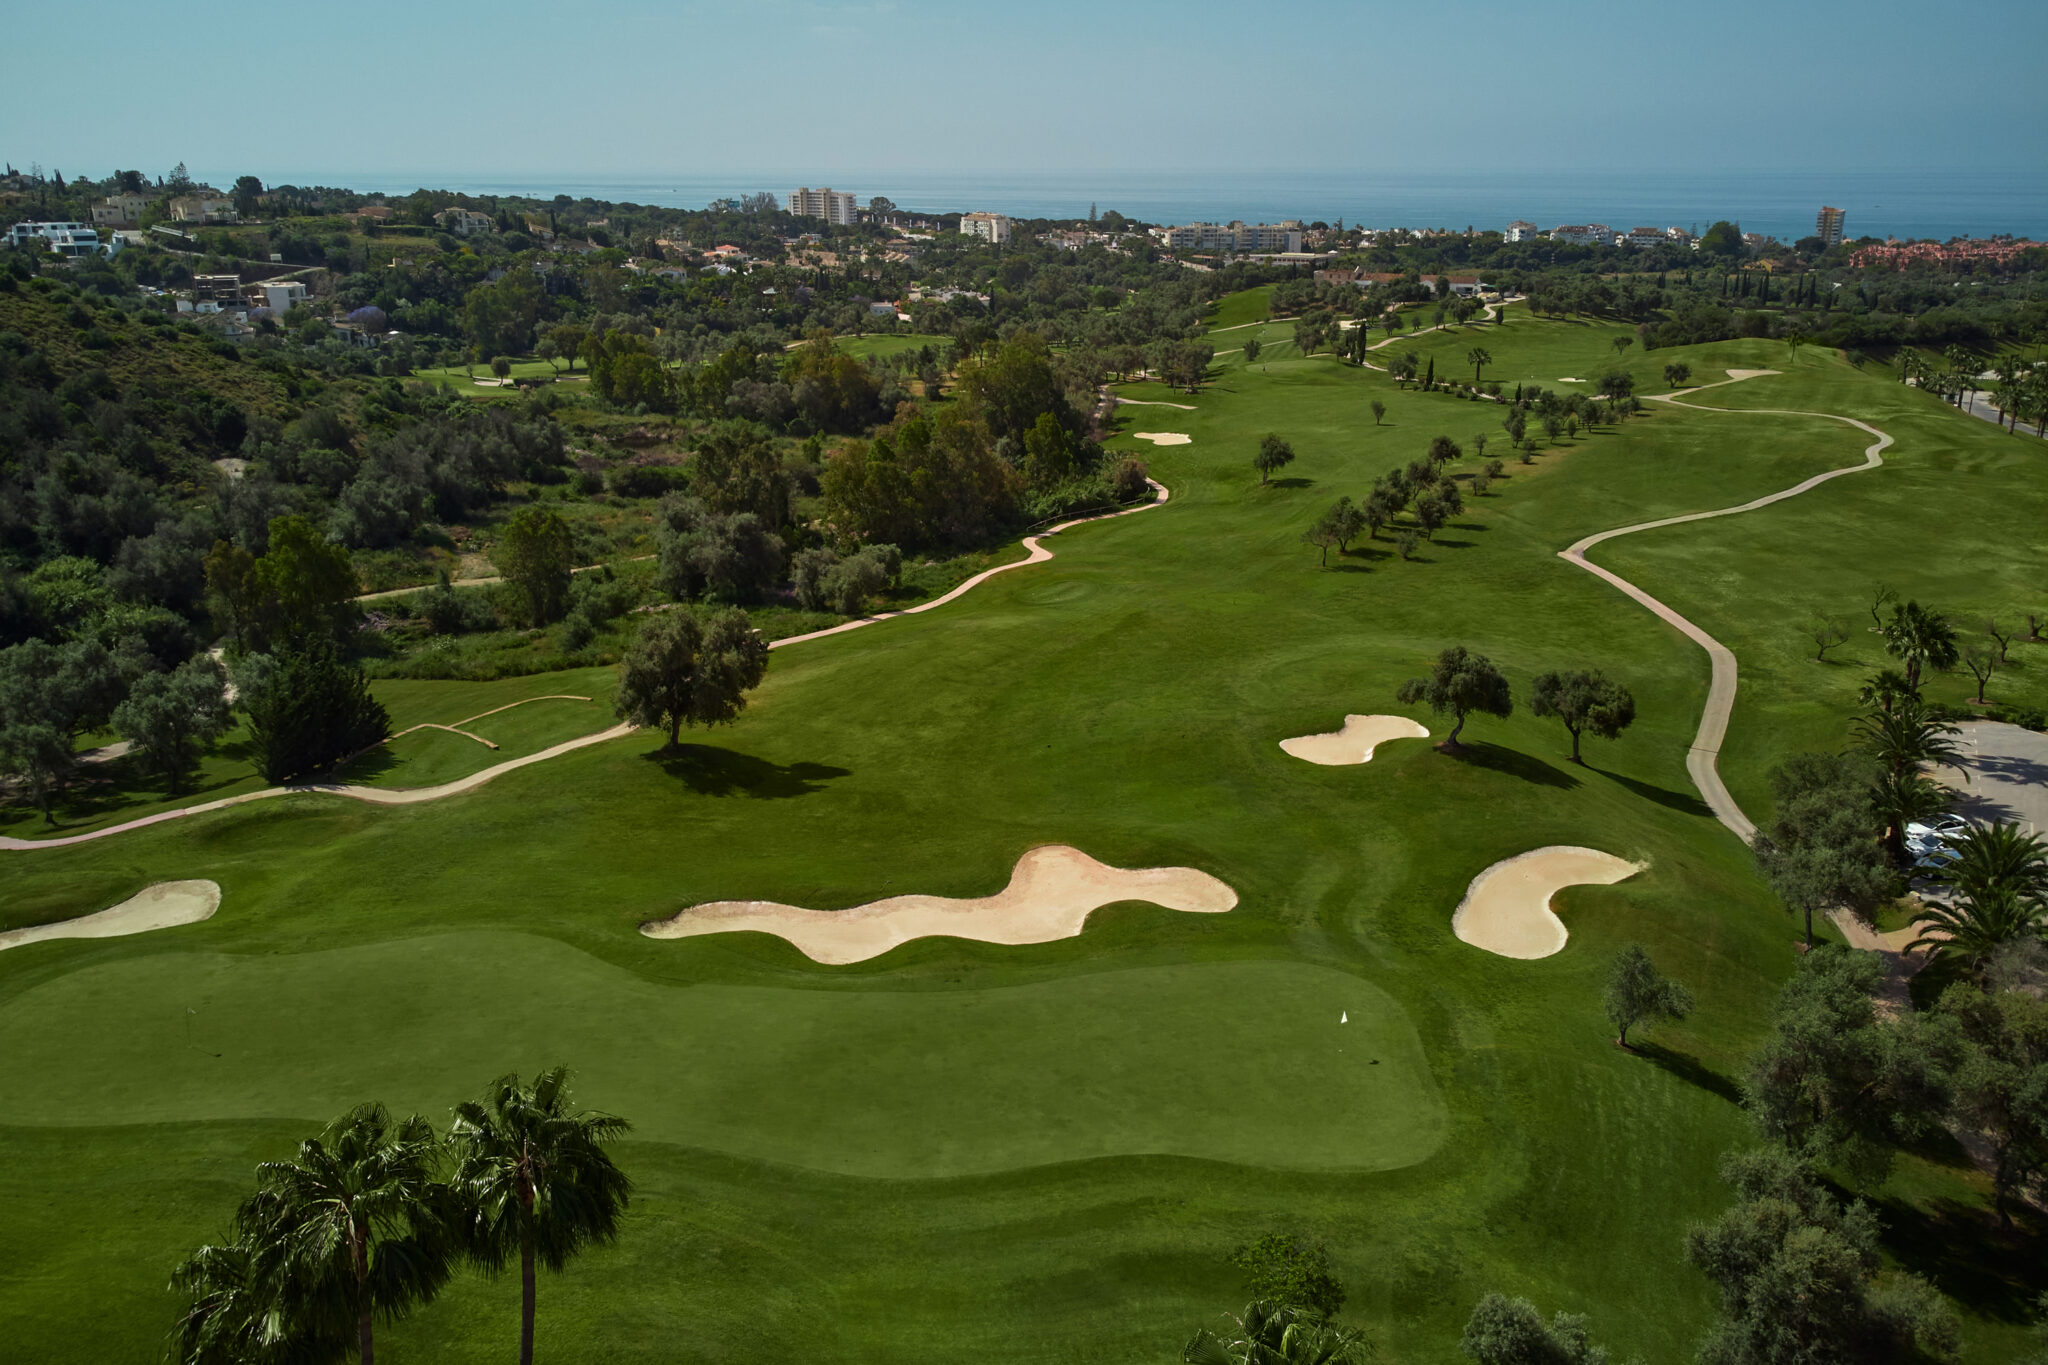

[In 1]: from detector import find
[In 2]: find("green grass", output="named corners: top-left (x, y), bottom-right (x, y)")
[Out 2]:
top-left (834, 331), bottom-right (949, 362)
top-left (1206, 284), bottom-right (1274, 329)
top-left (411, 358), bottom-right (588, 397)
top-left (0, 942), bottom-right (1444, 1176)
top-left (1, 306), bottom-right (2041, 1362)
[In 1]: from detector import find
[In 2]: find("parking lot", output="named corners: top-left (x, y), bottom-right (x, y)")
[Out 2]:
top-left (1951, 720), bottom-right (2048, 834)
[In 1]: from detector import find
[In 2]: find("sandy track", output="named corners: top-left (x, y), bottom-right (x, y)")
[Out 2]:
top-left (0, 880), bottom-right (221, 952)
top-left (6, 488), bottom-right (1171, 851)
top-left (1114, 397), bottom-right (1196, 411)
top-left (1559, 370), bottom-right (1893, 842)
top-left (1453, 848), bottom-right (1646, 959)
top-left (640, 844), bottom-right (1238, 963)
top-left (1280, 715), bottom-right (1430, 765)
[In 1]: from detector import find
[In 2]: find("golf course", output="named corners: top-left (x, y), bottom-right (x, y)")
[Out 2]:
top-left (3, 291), bottom-right (2044, 1362)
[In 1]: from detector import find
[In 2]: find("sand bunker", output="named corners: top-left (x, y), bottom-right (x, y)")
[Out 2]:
top-left (0, 880), bottom-right (221, 953)
top-left (1132, 432), bottom-right (1191, 445)
top-left (1557, 377), bottom-right (1586, 383)
top-left (1280, 714), bottom-right (1430, 765)
top-left (1452, 848), bottom-right (1645, 959)
top-left (640, 845), bottom-right (1237, 963)
top-left (1724, 368), bottom-right (1779, 381)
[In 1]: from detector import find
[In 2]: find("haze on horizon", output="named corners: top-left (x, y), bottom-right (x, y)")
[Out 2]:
top-left (6, 0), bottom-right (2044, 186)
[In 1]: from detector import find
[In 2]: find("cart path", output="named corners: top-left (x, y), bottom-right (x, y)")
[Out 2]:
top-left (2, 484), bottom-right (1170, 851)
top-left (1559, 372), bottom-right (1893, 842)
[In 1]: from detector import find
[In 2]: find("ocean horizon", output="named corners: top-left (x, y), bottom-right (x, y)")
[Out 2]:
top-left (202, 168), bottom-right (2047, 246)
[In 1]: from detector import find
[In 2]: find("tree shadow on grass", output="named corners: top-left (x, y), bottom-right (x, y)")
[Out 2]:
top-left (1631, 1041), bottom-right (1743, 1106)
top-left (1589, 765), bottom-right (1714, 819)
top-left (1449, 741), bottom-right (1579, 789)
top-left (1869, 1193), bottom-right (2047, 1325)
top-left (1266, 477), bottom-right (1316, 490)
top-left (643, 745), bottom-right (850, 799)
top-left (1432, 537), bottom-right (1477, 549)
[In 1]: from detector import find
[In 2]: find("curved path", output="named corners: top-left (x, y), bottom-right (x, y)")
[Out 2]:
top-left (2, 484), bottom-right (1172, 851)
top-left (1558, 372), bottom-right (1894, 842)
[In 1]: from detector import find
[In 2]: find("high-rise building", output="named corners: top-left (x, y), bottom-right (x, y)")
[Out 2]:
top-left (959, 211), bottom-right (1012, 244)
top-left (788, 187), bottom-right (857, 226)
top-left (1816, 205), bottom-right (1845, 247)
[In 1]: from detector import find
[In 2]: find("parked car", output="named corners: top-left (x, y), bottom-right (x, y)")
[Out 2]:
top-left (1906, 814), bottom-right (1969, 849)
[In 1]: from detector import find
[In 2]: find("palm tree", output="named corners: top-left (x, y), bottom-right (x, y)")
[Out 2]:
top-left (239, 1104), bottom-right (454, 1365)
top-left (168, 1240), bottom-right (320, 1365)
top-left (1467, 346), bottom-right (1491, 384)
top-left (1184, 1301), bottom-right (1372, 1365)
top-left (1881, 601), bottom-right (1959, 690)
top-left (1905, 884), bottom-right (2047, 972)
top-left (1853, 697), bottom-right (1964, 780)
top-left (448, 1068), bottom-right (632, 1365)
top-left (1936, 819), bottom-right (2048, 906)
top-left (1868, 766), bottom-right (1953, 866)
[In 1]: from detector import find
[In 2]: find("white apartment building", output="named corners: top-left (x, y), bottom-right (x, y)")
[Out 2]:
top-left (1504, 219), bottom-right (1541, 242)
top-left (1548, 223), bottom-right (1613, 246)
top-left (1161, 220), bottom-right (1304, 252)
top-left (93, 192), bottom-right (152, 227)
top-left (7, 221), bottom-right (114, 257)
top-left (959, 211), bottom-right (1012, 244)
top-left (788, 187), bottom-right (857, 226)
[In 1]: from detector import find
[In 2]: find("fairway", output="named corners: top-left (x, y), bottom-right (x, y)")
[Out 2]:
top-left (4, 302), bottom-right (2042, 1362)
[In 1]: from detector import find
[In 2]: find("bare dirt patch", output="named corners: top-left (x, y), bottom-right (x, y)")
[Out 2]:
top-left (640, 845), bottom-right (1237, 963)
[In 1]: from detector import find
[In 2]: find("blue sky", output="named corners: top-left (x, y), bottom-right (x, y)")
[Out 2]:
top-left (7, 0), bottom-right (2043, 184)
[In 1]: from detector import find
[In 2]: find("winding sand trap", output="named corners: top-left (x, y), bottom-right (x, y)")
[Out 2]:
top-left (1132, 432), bottom-right (1191, 445)
top-left (1724, 368), bottom-right (1779, 381)
top-left (1557, 377), bottom-right (1586, 383)
top-left (1452, 848), bottom-right (1645, 959)
top-left (640, 845), bottom-right (1238, 963)
top-left (0, 880), bottom-right (221, 952)
top-left (1280, 714), bottom-right (1430, 765)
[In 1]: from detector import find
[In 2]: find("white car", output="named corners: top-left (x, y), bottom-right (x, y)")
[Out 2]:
top-left (1906, 815), bottom-right (1971, 871)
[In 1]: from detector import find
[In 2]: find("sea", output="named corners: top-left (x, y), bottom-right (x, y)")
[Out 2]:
top-left (222, 169), bottom-right (2046, 245)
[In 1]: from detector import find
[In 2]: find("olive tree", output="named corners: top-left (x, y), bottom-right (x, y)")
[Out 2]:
top-left (1530, 669), bottom-right (1637, 764)
top-left (1603, 944), bottom-right (1693, 1048)
top-left (615, 610), bottom-right (770, 749)
top-left (1252, 434), bottom-right (1296, 485)
top-left (1396, 646), bottom-right (1512, 746)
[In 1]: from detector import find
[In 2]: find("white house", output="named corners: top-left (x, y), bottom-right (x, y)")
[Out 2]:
top-left (7, 221), bottom-right (114, 257)
top-left (959, 211), bottom-right (1012, 244)
top-left (1504, 219), bottom-right (1541, 242)
top-left (170, 194), bottom-right (237, 224)
top-left (441, 208), bottom-right (495, 237)
top-left (250, 280), bottom-right (308, 313)
top-left (93, 192), bottom-right (152, 227)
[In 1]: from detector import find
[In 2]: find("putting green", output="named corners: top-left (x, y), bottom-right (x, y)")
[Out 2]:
top-left (0, 933), bottom-right (1445, 1178)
